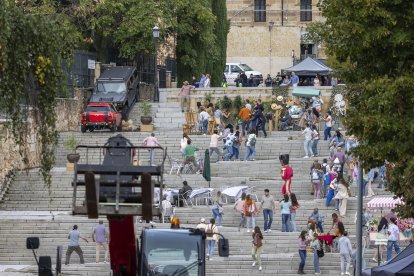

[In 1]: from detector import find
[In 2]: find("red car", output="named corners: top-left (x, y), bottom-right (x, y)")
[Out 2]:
top-left (81, 103), bottom-right (122, 133)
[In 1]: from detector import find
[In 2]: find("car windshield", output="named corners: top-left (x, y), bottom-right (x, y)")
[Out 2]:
top-left (142, 230), bottom-right (202, 276)
top-left (239, 64), bottom-right (254, 71)
top-left (95, 82), bottom-right (126, 94)
top-left (85, 106), bottom-right (110, 112)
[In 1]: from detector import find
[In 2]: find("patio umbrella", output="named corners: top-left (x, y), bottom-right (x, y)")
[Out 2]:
top-left (202, 149), bottom-right (211, 188)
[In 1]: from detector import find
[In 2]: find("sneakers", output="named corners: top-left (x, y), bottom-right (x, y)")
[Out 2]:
top-left (252, 261), bottom-right (256, 267)
top-left (247, 229), bottom-right (250, 233)
top-left (303, 156), bottom-right (309, 158)
top-left (264, 230), bottom-right (268, 233)
top-left (209, 257), bottom-right (213, 261)
top-left (372, 258), bottom-right (378, 263)
top-left (268, 229), bottom-right (272, 232)
top-left (341, 273), bottom-right (344, 276)
top-left (259, 266), bottom-right (262, 271)
top-left (345, 272), bottom-right (351, 275)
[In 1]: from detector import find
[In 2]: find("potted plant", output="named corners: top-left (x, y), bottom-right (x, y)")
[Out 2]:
top-left (64, 134), bottom-right (80, 163)
top-left (140, 100), bottom-right (152, 125)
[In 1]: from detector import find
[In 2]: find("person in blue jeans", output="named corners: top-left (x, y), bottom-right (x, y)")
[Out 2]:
top-left (243, 129), bottom-right (257, 161)
top-left (280, 194), bottom-right (292, 232)
top-left (323, 111), bottom-right (333, 140)
top-left (311, 233), bottom-right (321, 275)
top-left (298, 230), bottom-right (308, 274)
top-left (387, 217), bottom-right (401, 261)
top-left (260, 189), bottom-right (275, 233)
top-left (211, 191), bottom-right (224, 226)
top-left (308, 208), bottom-right (324, 233)
top-left (205, 218), bottom-right (219, 260)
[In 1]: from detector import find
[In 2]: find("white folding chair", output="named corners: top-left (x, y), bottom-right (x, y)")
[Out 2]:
top-left (170, 159), bottom-right (184, 175)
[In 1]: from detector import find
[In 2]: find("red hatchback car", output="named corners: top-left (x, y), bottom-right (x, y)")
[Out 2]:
top-left (81, 103), bottom-right (122, 133)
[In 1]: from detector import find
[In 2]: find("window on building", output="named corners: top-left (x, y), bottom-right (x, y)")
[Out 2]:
top-left (254, 0), bottom-right (266, 22)
top-left (300, 0), bottom-right (312, 22)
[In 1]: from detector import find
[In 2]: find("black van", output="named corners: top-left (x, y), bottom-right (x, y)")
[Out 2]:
top-left (89, 66), bottom-right (139, 120)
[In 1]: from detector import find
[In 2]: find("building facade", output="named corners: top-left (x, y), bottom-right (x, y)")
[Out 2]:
top-left (226, 0), bottom-right (325, 77)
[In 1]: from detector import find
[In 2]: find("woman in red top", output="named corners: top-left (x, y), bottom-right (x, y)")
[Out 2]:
top-left (281, 159), bottom-right (293, 195)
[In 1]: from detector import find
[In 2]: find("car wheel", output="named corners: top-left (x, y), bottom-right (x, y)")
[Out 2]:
top-left (89, 127), bottom-right (94, 132)
top-left (110, 121), bottom-right (116, 132)
top-left (81, 125), bottom-right (86, 133)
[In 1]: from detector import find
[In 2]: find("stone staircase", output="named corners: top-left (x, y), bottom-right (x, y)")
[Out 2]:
top-left (0, 92), bottom-right (399, 275)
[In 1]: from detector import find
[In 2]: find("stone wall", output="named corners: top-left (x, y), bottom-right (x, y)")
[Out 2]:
top-left (164, 86), bottom-right (333, 113)
top-left (0, 88), bottom-right (89, 181)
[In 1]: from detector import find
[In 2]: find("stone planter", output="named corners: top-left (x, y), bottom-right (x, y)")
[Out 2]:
top-left (67, 153), bottom-right (80, 163)
top-left (140, 116), bottom-right (153, 125)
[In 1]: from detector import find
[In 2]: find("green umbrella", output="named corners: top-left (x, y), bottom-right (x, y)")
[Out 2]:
top-left (202, 149), bottom-right (211, 186)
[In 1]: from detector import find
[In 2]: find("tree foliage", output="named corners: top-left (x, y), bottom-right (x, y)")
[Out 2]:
top-left (207, 0), bottom-right (230, 87)
top-left (316, 0), bottom-right (414, 217)
top-left (0, 1), bottom-right (78, 188)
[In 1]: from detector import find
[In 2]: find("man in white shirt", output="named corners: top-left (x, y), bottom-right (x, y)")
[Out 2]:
top-left (224, 130), bottom-right (236, 161)
top-left (302, 123), bottom-right (314, 158)
top-left (245, 99), bottom-right (252, 111)
top-left (199, 107), bottom-right (210, 135)
top-left (209, 130), bottom-right (222, 162)
top-left (386, 217), bottom-right (401, 261)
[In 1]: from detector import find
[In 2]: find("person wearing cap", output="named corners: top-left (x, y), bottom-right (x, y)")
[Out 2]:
top-left (196, 218), bottom-right (207, 231)
top-left (92, 220), bottom-right (109, 263)
top-left (179, 80), bottom-right (192, 112)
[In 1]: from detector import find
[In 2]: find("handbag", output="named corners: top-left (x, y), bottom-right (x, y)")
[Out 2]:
top-left (218, 206), bottom-right (224, 214)
top-left (317, 248), bottom-right (324, 258)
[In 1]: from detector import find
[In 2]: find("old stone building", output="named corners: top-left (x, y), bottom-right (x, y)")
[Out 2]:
top-left (226, 0), bottom-right (325, 77)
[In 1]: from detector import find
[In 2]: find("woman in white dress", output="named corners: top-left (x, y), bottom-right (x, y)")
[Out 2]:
top-left (334, 174), bottom-right (350, 217)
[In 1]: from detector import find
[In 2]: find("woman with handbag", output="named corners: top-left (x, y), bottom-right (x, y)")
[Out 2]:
top-left (310, 232), bottom-right (322, 275)
top-left (211, 191), bottom-right (224, 226)
top-left (251, 226), bottom-right (264, 271)
top-left (244, 194), bottom-right (258, 232)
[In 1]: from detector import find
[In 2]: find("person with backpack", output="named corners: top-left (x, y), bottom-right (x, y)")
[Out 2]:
top-left (298, 230), bottom-right (308, 275)
top-left (232, 130), bottom-right (242, 160)
top-left (244, 194), bottom-right (258, 232)
top-left (243, 129), bottom-right (257, 161)
top-left (205, 218), bottom-right (219, 260)
top-left (251, 226), bottom-right (264, 271)
top-left (338, 231), bottom-right (352, 275)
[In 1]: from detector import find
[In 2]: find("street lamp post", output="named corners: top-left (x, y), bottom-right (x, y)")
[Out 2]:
top-left (268, 21), bottom-right (274, 76)
top-left (152, 25), bottom-right (160, 102)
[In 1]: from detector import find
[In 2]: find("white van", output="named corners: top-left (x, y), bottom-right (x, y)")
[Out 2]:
top-left (224, 63), bottom-right (263, 86)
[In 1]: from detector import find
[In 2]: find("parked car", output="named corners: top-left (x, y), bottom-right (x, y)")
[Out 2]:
top-left (81, 103), bottom-right (122, 133)
top-left (89, 66), bottom-right (139, 120)
top-left (224, 63), bottom-right (263, 86)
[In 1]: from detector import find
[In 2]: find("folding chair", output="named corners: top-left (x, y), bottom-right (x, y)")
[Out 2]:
top-left (170, 159), bottom-right (184, 175)
top-left (182, 112), bottom-right (198, 135)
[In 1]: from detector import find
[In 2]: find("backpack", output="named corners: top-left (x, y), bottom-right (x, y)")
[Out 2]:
top-left (253, 233), bottom-right (263, 248)
top-left (206, 225), bottom-right (215, 238)
top-left (249, 135), bottom-right (256, 146)
top-left (322, 164), bottom-right (328, 174)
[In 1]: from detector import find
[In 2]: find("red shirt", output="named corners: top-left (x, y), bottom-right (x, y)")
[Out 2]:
top-left (282, 165), bottom-right (293, 180)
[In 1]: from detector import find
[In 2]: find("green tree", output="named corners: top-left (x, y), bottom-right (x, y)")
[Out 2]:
top-left (207, 0), bottom-right (230, 87)
top-left (175, 0), bottom-right (218, 85)
top-left (316, 0), bottom-right (414, 217)
top-left (0, 1), bottom-right (78, 188)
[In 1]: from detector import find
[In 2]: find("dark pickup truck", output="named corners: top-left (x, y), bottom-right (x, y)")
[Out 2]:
top-left (89, 66), bottom-right (139, 120)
